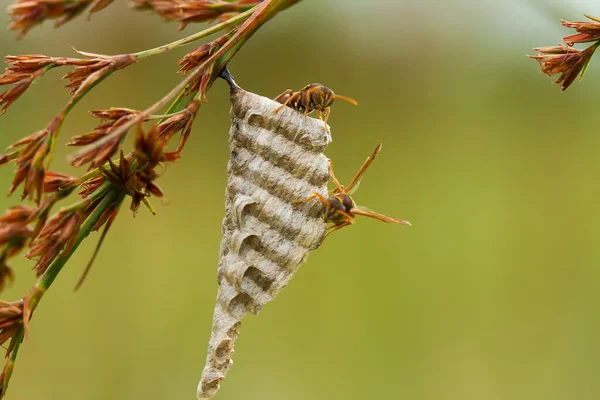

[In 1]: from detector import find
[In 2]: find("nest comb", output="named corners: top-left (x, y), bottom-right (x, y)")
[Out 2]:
top-left (197, 87), bottom-right (331, 399)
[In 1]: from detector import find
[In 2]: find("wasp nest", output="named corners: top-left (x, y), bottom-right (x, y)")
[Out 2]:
top-left (197, 88), bottom-right (331, 399)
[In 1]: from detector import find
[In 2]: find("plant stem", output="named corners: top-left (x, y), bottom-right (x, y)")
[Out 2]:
top-left (29, 188), bottom-right (124, 304)
top-left (133, 7), bottom-right (256, 60)
top-left (0, 326), bottom-right (24, 398)
top-left (58, 182), bottom-right (112, 213)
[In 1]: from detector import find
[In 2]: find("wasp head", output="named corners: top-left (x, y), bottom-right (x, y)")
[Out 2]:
top-left (303, 83), bottom-right (334, 111)
top-left (322, 193), bottom-right (355, 224)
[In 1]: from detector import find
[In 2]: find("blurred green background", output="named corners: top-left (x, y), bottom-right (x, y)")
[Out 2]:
top-left (2, 0), bottom-right (600, 399)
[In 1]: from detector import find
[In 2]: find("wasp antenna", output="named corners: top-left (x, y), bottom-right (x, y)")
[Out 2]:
top-left (333, 94), bottom-right (358, 106)
top-left (352, 207), bottom-right (412, 226)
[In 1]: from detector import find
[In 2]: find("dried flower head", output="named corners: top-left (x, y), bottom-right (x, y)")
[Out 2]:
top-left (0, 210), bottom-right (34, 256)
top-left (132, 0), bottom-right (260, 30)
top-left (0, 62), bottom-right (51, 115)
top-left (8, 0), bottom-right (115, 38)
top-left (62, 52), bottom-right (136, 96)
top-left (69, 109), bottom-right (140, 169)
top-left (43, 172), bottom-right (76, 193)
top-left (179, 33), bottom-right (230, 75)
top-left (3, 119), bottom-right (59, 203)
top-left (0, 206), bottom-right (35, 291)
top-left (8, 0), bottom-right (87, 38)
top-left (156, 99), bottom-right (200, 156)
top-left (25, 210), bottom-right (81, 276)
top-left (529, 43), bottom-right (599, 91)
top-left (100, 151), bottom-right (162, 214)
top-left (78, 176), bottom-right (105, 199)
top-left (562, 14), bottom-right (600, 45)
top-left (0, 300), bottom-right (25, 351)
top-left (0, 53), bottom-right (136, 115)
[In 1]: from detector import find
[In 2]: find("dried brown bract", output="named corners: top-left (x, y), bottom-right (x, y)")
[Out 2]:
top-left (0, 55), bottom-right (58, 115)
top-left (133, 0), bottom-right (261, 30)
top-left (43, 172), bottom-right (76, 193)
top-left (135, 125), bottom-right (168, 166)
top-left (0, 53), bottom-right (136, 115)
top-left (8, 0), bottom-right (115, 38)
top-left (157, 99), bottom-right (200, 156)
top-left (88, 0), bottom-right (115, 17)
top-left (0, 206), bottom-right (35, 291)
top-left (562, 14), bottom-right (600, 45)
top-left (62, 53), bottom-right (136, 96)
top-left (179, 33), bottom-right (231, 75)
top-left (0, 300), bottom-right (24, 351)
top-left (25, 210), bottom-right (81, 276)
top-left (8, 0), bottom-right (89, 38)
top-left (0, 66), bottom-right (50, 116)
top-left (529, 43), bottom-right (599, 91)
top-left (69, 110), bottom-right (141, 169)
top-left (78, 176), bottom-right (105, 199)
top-left (100, 151), bottom-right (162, 215)
top-left (3, 117), bottom-right (62, 203)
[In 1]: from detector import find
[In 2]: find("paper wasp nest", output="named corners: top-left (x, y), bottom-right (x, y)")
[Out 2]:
top-left (197, 88), bottom-right (331, 399)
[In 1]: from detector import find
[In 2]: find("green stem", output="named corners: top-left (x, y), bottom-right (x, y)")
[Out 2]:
top-left (34, 188), bottom-right (123, 296)
top-left (0, 189), bottom-right (124, 397)
top-left (58, 182), bottom-right (112, 213)
top-left (580, 39), bottom-right (600, 79)
top-left (45, 69), bottom-right (114, 169)
top-left (133, 7), bottom-right (256, 60)
top-left (0, 326), bottom-right (23, 397)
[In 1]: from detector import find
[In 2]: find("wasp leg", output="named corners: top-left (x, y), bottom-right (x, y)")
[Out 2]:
top-left (322, 107), bottom-right (331, 131)
top-left (293, 191), bottom-right (329, 205)
top-left (325, 216), bottom-right (355, 238)
top-left (275, 91), bottom-right (301, 113)
top-left (328, 159), bottom-right (345, 194)
top-left (293, 193), bottom-right (318, 204)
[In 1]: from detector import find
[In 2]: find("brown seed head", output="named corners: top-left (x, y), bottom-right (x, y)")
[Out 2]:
top-left (69, 111), bottom-right (139, 169)
top-left (562, 14), bottom-right (600, 45)
top-left (62, 54), bottom-right (135, 96)
top-left (179, 33), bottom-right (230, 75)
top-left (4, 124), bottom-right (56, 204)
top-left (0, 205), bottom-right (35, 292)
top-left (135, 125), bottom-right (168, 167)
top-left (0, 300), bottom-right (24, 354)
top-left (134, 0), bottom-right (261, 30)
top-left (43, 171), bottom-right (76, 193)
top-left (79, 176), bottom-right (105, 198)
top-left (8, 0), bottom-right (90, 38)
top-left (529, 43), bottom-right (599, 91)
top-left (0, 66), bottom-right (49, 116)
top-left (4, 55), bottom-right (55, 72)
top-left (26, 210), bottom-right (81, 276)
top-left (8, 0), bottom-right (114, 38)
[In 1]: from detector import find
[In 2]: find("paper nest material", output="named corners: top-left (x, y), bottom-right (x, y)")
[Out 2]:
top-left (197, 88), bottom-right (332, 399)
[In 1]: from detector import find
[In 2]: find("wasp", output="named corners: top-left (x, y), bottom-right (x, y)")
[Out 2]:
top-left (295, 144), bottom-right (411, 237)
top-left (274, 83), bottom-right (358, 130)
